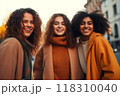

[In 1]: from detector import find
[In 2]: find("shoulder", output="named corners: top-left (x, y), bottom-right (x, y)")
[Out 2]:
top-left (89, 32), bottom-right (112, 49)
top-left (1, 37), bottom-right (23, 50)
top-left (94, 35), bottom-right (109, 46)
top-left (93, 35), bottom-right (113, 52)
top-left (3, 37), bottom-right (21, 45)
top-left (89, 32), bottom-right (106, 44)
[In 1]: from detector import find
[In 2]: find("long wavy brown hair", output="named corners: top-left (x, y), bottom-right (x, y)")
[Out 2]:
top-left (44, 13), bottom-right (76, 48)
top-left (5, 8), bottom-right (42, 54)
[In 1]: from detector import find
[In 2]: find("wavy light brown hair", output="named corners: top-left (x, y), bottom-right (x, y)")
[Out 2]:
top-left (5, 8), bottom-right (42, 53)
top-left (44, 13), bottom-right (76, 48)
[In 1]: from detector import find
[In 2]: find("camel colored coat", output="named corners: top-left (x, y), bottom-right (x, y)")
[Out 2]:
top-left (0, 38), bottom-right (23, 79)
top-left (85, 32), bottom-right (120, 80)
top-left (33, 44), bottom-right (84, 80)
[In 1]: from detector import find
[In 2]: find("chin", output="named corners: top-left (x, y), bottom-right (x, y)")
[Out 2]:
top-left (24, 34), bottom-right (31, 37)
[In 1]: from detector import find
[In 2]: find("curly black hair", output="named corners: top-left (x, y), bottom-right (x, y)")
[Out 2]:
top-left (71, 10), bottom-right (110, 37)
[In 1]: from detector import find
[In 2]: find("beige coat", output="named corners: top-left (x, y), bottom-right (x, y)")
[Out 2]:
top-left (33, 44), bottom-right (84, 80)
top-left (0, 38), bottom-right (23, 80)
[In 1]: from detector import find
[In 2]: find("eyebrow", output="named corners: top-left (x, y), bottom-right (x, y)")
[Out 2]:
top-left (81, 20), bottom-right (92, 22)
top-left (54, 21), bottom-right (64, 23)
top-left (54, 21), bottom-right (65, 24)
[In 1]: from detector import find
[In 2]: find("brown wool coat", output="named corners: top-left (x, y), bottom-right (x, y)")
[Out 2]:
top-left (0, 38), bottom-right (24, 80)
top-left (33, 44), bottom-right (84, 80)
top-left (85, 32), bottom-right (120, 80)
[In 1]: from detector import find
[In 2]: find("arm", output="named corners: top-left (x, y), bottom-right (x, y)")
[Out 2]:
top-left (33, 47), bottom-right (44, 80)
top-left (0, 38), bottom-right (23, 80)
top-left (96, 37), bottom-right (120, 80)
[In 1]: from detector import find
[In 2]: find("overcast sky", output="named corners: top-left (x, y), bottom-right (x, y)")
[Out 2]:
top-left (0, 0), bottom-right (87, 26)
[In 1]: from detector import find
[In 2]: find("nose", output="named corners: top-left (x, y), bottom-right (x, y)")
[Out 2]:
top-left (26, 22), bottom-right (31, 27)
top-left (58, 23), bottom-right (62, 27)
top-left (84, 23), bottom-right (88, 27)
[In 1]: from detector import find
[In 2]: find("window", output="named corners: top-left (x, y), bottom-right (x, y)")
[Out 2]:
top-left (104, 0), bottom-right (107, 6)
top-left (105, 11), bottom-right (109, 19)
top-left (115, 41), bottom-right (119, 49)
top-left (107, 33), bottom-right (110, 41)
top-left (114, 24), bottom-right (119, 38)
top-left (113, 4), bottom-right (117, 15)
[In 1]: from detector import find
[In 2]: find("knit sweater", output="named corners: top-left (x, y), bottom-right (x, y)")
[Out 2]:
top-left (51, 36), bottom-right (71, 80)
top-left (78, 40), bottom-right (88, 74)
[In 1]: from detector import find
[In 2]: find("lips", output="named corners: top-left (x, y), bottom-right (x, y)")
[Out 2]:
top-left (83, 29), bottom-right (90, 33)
top-left (56, 29), bottom-right (64, 32)
top-left (23, 27), bottom-right (33, 32)
top-left (25, 29), bottom-right (31, 31)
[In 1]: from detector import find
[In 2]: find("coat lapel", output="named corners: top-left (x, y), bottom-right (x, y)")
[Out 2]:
top-left (43, 44), bottom-right (84, 80)
top-left (43, 45), bottom-right (54, 80)
top-left (68, 45), bottom-right (84, 80)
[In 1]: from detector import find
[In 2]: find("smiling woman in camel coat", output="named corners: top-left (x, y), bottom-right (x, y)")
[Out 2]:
top-left (33, 44), bottom-right (84, 80)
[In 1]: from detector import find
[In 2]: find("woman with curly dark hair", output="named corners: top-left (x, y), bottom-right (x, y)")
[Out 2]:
top-left (71, 11), bottom-right (120, 80)
top-left (0, 8), bottom-right (42, 80)
top-left (33, 13), bottom-right (84, 80)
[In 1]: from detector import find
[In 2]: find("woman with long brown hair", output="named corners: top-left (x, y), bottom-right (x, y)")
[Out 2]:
top-left (0, 8), bottom-right (42, 80)
top-left (33, 13), bottom-right (84, 80)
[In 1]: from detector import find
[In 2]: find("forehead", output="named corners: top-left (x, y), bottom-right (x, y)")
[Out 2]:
top-left (54, 16), bottom-right (64, 22)
top-left (22, 12), bottom-right (33, 20)
top-left (82, 17), bottom-right (92, 21)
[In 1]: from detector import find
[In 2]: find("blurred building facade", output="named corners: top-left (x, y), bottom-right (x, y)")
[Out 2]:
top-left (101, 0), bottom-right (120, 52)
top-left (85, 0), bottom-right (120, 52)
top-left (85, 0), bottom-right (103, 13)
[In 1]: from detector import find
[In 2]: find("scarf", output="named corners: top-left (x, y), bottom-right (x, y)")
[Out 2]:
top-left (50, 36), bottom-right (71, 80)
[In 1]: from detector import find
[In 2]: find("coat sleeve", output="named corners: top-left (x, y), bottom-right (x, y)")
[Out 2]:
top-left (96, 37), bottom-right (120, 80)
top-left (0, 38), bottom-right (24, 80)
top-left (33, 47), bottom-right (43, 80)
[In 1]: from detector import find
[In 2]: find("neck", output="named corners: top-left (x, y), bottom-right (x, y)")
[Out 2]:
top-left (81, 36), bottom-right (90, 41)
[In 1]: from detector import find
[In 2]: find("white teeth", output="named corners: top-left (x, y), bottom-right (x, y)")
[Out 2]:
top-left (84, 29), bottom-right (89, 31)
top-left (25, 29), bottom-right (31, 31)
top-left (57, 29), bottom-right (64, 31)
top-left (83, 29), bottom-right (89, 32)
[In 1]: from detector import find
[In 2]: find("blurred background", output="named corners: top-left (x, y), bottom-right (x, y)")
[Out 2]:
top-left (0, 0), bottom-right (120, 65)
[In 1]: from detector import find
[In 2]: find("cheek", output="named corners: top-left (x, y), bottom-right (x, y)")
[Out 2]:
top-left (80, 26), bottom-right (83, 31)
top-left (20, 22), bottom-right (23, 28)
top-left (91, 25), bottom-right (94, 31)
top-left (33, 25), bottom-right (35, 29)
top-left (53, 25), bottom-right (56, 30)
top-left (64, 26), bottom-right (66, 31)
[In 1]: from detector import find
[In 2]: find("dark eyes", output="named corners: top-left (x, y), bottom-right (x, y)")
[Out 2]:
top-left (81, 21), bottom-right (93, 25)
top-left (88, 22), bottom-right (93, 25)
top-left (22, 20), bottom-right (34, 24)
top-left (54, 21), bottom-right (65, 25)
top-left (80, 22), bottom-right (84, 25)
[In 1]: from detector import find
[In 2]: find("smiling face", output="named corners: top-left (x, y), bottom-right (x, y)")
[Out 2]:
top-left (80, 17), bottom-right (93, 37)
top-left (21, 12), bottom-right (35, 38)
top-left (53, 16), bottom-right (66, 36)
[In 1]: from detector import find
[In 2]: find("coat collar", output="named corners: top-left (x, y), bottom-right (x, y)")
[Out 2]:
top-left (86, 32), bottom-right (102, 60)
top-left (88, 32), bottom-right (102, 46)
top-left (43, 44), bottom-right (54, 80)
